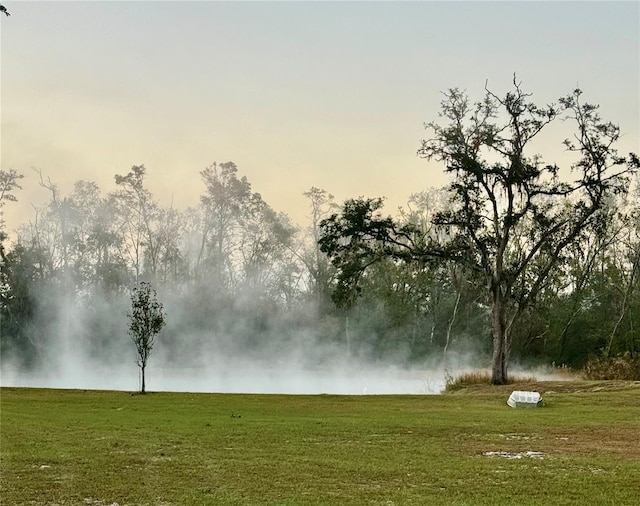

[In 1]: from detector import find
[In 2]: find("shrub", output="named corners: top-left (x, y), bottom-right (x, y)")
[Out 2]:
top-left (584, 352), bottom-right (640, 381)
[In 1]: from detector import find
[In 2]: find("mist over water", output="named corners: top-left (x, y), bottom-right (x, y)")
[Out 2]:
top-left (0, 276), bottom-right (571, 395)
top-left (0, 283), bottom-right (452, 395)
top-left (0, 282), bottom-right (571, 395)
top-left (0, 352), bottom-right (447, 395)
top-left (144, 364), bottom-right (446, 395)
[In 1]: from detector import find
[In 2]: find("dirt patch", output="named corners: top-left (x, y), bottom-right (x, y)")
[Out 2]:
top-left (455, 425), bottom-right (640, 460)
top-left (483, 451), bottom-right (545, 459)
top-left (545, 427), bottom-right (640, 458)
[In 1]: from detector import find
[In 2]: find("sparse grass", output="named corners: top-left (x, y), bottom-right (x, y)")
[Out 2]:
top-left (444, 369), bottom-right (538, 392)
top-left (584, 352), bottom-right (640, 381)
top-left (1, 384), bottom-right (639, 505)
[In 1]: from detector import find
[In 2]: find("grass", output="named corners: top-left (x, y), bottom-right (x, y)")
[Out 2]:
top-left (1, 383), bottom-right (639, 505)
top-left (444, 370), bottom-right (540, 392)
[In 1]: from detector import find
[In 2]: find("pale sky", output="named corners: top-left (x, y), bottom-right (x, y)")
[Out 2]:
top-left (1, 0), bottom-right (638, 233)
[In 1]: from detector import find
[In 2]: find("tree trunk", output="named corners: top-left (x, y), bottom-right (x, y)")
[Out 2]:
top-left (141, 365), bottom-right (146, 394)
top-left (345, 315), bottom-right (351, 357)
top-left (491, 291), bottom-right (509, 385)
top-left (443, 289), bottom-right (461, 370)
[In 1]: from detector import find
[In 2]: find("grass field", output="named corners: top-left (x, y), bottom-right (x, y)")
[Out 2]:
top-left (1, 382), bottom-right (639, 505)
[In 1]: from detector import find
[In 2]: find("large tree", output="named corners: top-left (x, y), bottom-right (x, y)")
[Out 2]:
top-left (320, 78), bottom-right (638, 384)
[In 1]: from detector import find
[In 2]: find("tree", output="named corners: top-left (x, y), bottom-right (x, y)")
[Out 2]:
top-left (127, 282), bottom-right (166, 393)
top-left (320, 78), bottom-right (638, 384)
top-left (301, 187), bottom-right (338, 306)
top-left (1, 169), bottom-right (25, 340)
top-left (0, 242), bottom-right (47, 367)
top-left (0, 169), bottom-right (24, 256)
top-left (195, 161), bottom-right (252, 286)
top-left (113, 165), bottom-right (160, 282)
top-left (420, 79), bottom-right (638, 384)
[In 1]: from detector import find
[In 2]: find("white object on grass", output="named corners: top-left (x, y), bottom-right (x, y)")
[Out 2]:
top-left (507, 390), bottom-right (542, 408)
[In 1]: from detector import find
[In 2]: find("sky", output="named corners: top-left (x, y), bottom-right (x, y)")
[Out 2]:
top-left (1, 0), bottom-right (639, 233)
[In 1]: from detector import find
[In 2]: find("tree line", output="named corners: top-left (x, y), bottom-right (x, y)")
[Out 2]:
top-left (1, 79), bottom-right (638, 383)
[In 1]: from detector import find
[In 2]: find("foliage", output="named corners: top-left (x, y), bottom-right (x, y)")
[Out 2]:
top-left (0, 169), bottom-right (25, 297)
top-left (127, 282), bottom-right (166, 393)
top-left (319, 196), bottom-right (438, 308)
top-left (0, 169), bottom-right (24, 239)
top-left (0, 243), bottom-right (48, 362)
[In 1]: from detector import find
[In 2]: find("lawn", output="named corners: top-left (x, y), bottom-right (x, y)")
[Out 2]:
top-left (1, 382), bottom-right (639, 505)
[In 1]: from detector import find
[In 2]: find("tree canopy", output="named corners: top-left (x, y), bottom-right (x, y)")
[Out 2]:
top-left (320, 78), bottom-right (639, 383)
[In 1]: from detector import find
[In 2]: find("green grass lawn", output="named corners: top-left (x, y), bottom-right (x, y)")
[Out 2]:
top-left (1, 383), bottom-right (639, 505)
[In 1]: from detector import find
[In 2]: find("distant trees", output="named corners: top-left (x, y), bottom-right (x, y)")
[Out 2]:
top-left (0, 169), bottom-right (24, 258)
top-left (195, 162), bottom-right (252, 286)
top-left (191, 161), bottom-right (297, 306)
top-left (113, 165), bottom-right (161, 282)
top-left (301, 187), bottom-right (338, 307)
top-left (0, 169), bottom-right (24, 315)
top-left (0, 169), bottom-right (29, 363)
top-left (127, 282), bottom-right (166, 394)
top-left (320, 78), bottom-right (639, 384)
top-left (537, 175), bottom-right (640, 367)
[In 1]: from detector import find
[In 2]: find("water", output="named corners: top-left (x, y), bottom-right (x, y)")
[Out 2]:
top-left (1, 364), bottom-right (446, 395)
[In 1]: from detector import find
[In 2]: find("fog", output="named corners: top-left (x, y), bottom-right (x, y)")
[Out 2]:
top-left (0, 283), bottom-right (454, 395)
top-left (0, 344), bottom-right (449, 395)
top-left (0, 361), bottom-right (446, 395)
top-left (0, 279), bottom-right (574, 394)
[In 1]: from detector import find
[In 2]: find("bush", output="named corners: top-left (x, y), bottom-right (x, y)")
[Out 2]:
top-left (584, 352), bottom-right (640, 381)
